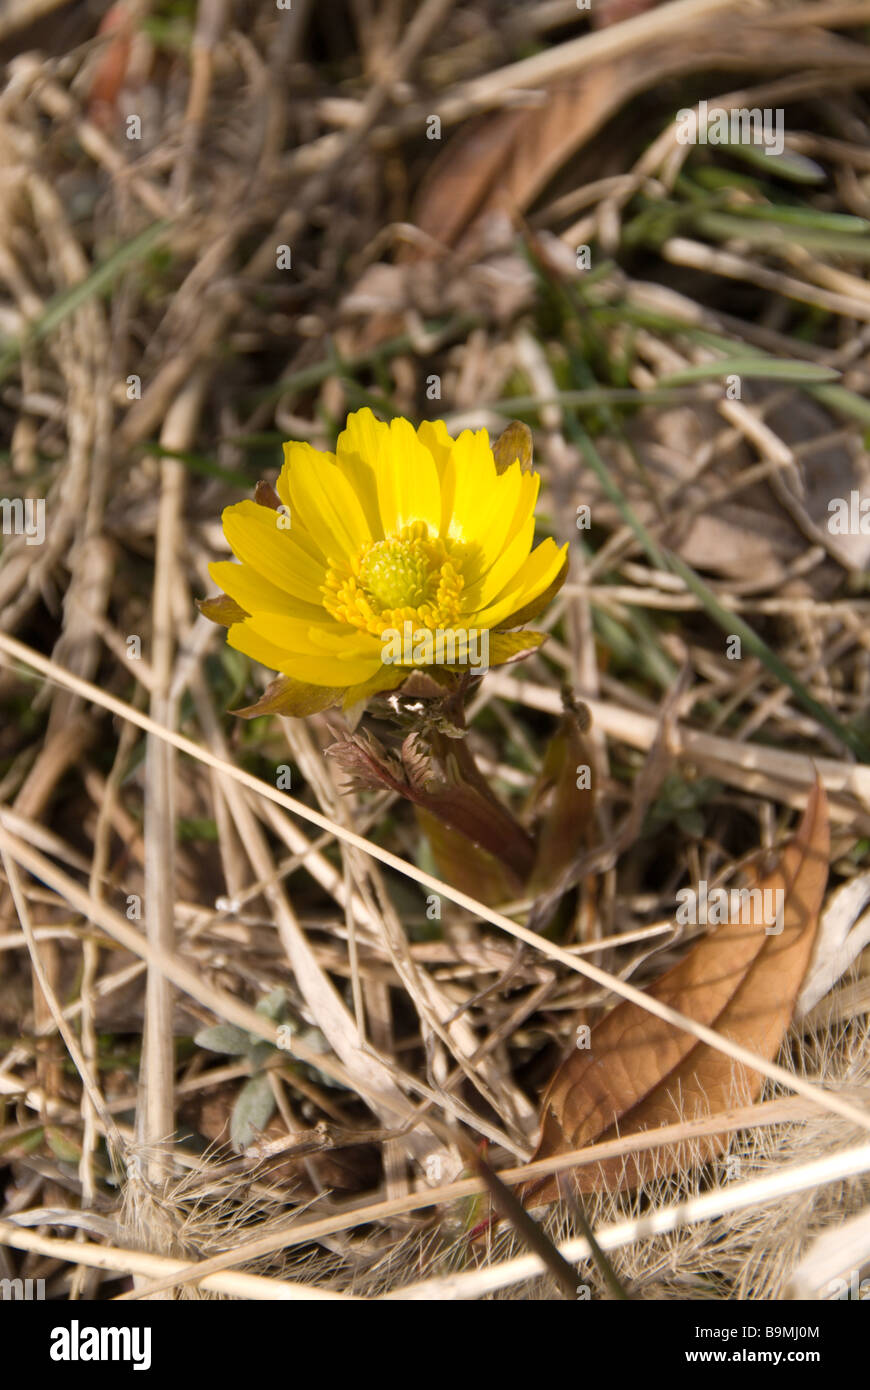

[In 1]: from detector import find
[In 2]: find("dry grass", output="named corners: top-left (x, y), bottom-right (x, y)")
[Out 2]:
top-left (0, 0), bottom-right (869, 1300)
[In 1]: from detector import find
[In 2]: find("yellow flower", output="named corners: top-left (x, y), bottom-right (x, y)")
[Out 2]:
top-left (201, 409), bottom-right (568, 717)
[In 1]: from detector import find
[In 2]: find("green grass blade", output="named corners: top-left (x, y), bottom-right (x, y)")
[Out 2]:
top-left (0, 220), bottom-right (171, 384)
top-left (657, 360), bottom-right (840, 386)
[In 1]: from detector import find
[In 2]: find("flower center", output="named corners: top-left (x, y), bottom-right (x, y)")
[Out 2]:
top-left (322, 521), bottom-right (468, 647)
top-left (361, 538), bottom-right (435, 611)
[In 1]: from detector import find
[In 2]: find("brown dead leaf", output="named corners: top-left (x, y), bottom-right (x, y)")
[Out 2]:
top-left (411, 70), bottom-right (626, 256)
top-left (254, 480), bottom-right (281, 511)
top-left (526, 780), bottom-right (830, 1201)
top-left (492, 420), bottom-right (533, 475)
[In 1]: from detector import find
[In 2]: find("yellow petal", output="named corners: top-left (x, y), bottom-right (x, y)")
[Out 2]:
top-left (417, 419), bottom-right (455, 480)
top-left (280, 442), bottom-right (372, 562)
top-left (440, 428), bottom-right (495, 544)
top-left (472, 538), bottom-right (568, 629)
top-left (306, 624), bottom-right (385, 660)
top-left (498, 552), bottom-right (569, 627)
top-left (217, 410), bottom-right (565, 701)
top-left (461, 513), bottom-right (536, 612)
top-left (222, 501), bottom-right (328, 606)
top-left (376, 417), bottom-right (441, 536)
top-left (228, 620), bottom-right (381, 685)
top-left (243, 611), bottom-right (369, 659)
top-left (465, 463), bottom-right (529, 583)
top-left (335, 410), bottom-right (385, 540)
top-left (227, 621), bottom-right (299, 673)
top-left (208, 560), bottom-right (324, 624)
top-left (274, 449), bottom-right (336, 563)
top-left (336, 407), bottom-right (390, 464)
top-left (342, 664), bottom-right (411, 710)
top-left (419, 419), bottom-right (457, 537)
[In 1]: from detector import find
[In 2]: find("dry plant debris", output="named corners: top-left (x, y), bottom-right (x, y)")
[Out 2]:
top-left (0, 0), bottom-right (868, 1309)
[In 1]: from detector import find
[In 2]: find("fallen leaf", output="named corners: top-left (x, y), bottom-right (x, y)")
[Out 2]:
top-left (411, 70), bottom-right (625, 256)
top-left (526, 780), bottom-right (830, 1200)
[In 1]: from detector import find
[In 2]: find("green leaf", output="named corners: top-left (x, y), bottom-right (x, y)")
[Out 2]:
top-left (726, 205), bottom-right (869, 235)
top-left (810, 384), bottom-right (870, 429)
top-left (721, 144), bottom-right (827, 184)
top-left (46, 1127), bottom-right (82, 1163)
top-left (194, 1023), bottom-right (252, 1055)
top-left (0, 1125), bottom-right (43, 1156)
top-left (645, 774), bottom-right (721, 838)
top-left (247, 1041), bottom-right (278, 1069)
top-left (697, 211), bottom-right (870, 260)
top-left (657, 360), bottom-right (840, 387)
top-left (255, 987), bottom-right (287, 1021)
top-left (230, 1073), bottom-right (277, 1152)
top-left (177, 817), bottom-right (218, 842)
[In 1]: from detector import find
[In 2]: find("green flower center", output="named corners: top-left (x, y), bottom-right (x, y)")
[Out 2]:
top-left (361, 538), bottom-right (435, 612)
top-left (321, 522), bottom-right (470, 642)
